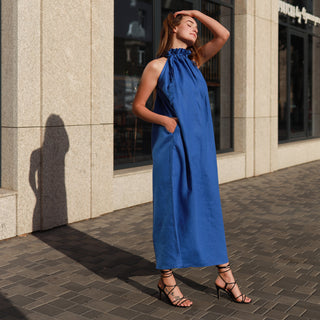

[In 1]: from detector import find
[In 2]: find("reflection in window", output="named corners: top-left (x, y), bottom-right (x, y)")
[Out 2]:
top-left (201, 2), bottom-right (233, 151)
top-left (114, 0), bottom-right (153, 169)
top-left (278, 25), bottom-right (288, 140)
top-left (278, 1), bottom-right (320, 142)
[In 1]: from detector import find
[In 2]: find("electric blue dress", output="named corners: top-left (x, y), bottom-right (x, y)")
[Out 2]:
top-left (152, 48), bottom-right (229, 270)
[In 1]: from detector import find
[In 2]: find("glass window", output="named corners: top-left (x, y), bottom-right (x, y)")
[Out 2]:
top-left (278, 25), bottom-right (288, 140)
top-left (278, 1), bottom-right (320, 142)
top-left (114, 0), bottom-right (234, 169)
top-left (114, 0), bottom-right (153, 170)
top-left (201, 1), bottom-right (233, 151)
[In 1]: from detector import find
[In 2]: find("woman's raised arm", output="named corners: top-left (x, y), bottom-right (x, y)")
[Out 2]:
top-left (174, 10), bottom-right (230, 66)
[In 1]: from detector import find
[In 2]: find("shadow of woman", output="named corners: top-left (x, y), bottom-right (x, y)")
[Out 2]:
top-left (29, 115), bottom-right (208, 300)
top-left (33, 225), bottom-right (210, 299)
top-left (30, 114), bottom-right (69, 231)
top-left (0, 293), bottom-right (28, 319)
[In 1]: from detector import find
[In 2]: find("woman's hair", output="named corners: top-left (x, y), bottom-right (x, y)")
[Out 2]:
top-left (156, 13), bottom-right (201, 66)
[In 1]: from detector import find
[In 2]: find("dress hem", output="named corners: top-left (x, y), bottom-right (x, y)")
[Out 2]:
top-left (155, 259), bottom-right (229, 270)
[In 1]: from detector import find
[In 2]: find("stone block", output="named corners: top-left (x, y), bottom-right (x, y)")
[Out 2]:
top-left (0, 191), bottom-right (17, 240)
top-left (234, 14), bottom-right (254, 118)
top-left (42, 0), bottom-right (91, 126)
top-left (112, 167), bottom-right (152, 211)
top-left (91, 124), bottom-right (113, 218)
top-left (254, 117), bottom-right (271, 175)
top-left (254, 17), bottom-right (271, 118)
top-left (17, 0), bottom-right (41, 127)
top-left (92, 0), bottom-right (114, 125)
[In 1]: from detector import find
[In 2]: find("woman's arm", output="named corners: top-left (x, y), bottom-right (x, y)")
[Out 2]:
top-left (132, 59), bottom-right (178, 133)
top-left (175, 10), bottom-right (230, 66)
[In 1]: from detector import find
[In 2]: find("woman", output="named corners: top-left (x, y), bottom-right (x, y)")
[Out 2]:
top-left (132, 10), bottom-right (251, 307)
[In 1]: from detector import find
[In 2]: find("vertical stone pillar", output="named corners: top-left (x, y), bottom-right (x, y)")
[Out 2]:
top-left (234, 0), bottom-right (278, 177)
top-left (253, 0), bottom-right (278, 175)
top-left (91, 0), bottom-right (114, 217)
top-left (234, 0), bottom-right (255, 177)
top-left (1, 0), bottom-right (42, 234)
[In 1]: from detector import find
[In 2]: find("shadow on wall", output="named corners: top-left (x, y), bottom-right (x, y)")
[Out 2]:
top-left (29, 114), bottom-right (69, 231)
top-left (0, 293), bottom-right (28, 319)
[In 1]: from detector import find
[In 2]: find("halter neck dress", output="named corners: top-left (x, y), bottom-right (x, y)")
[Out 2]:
top-left (152, 48), bottom-right (229, 269)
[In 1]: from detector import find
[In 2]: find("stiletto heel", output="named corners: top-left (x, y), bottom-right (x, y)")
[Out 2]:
top-left (157, 270), bottom-right (192, 307)
top-left (215, 284), bottom-right (220, 299)
top-left (215, 264), bottom-right (251, 304)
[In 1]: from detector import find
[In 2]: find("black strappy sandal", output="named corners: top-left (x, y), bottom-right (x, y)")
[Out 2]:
top-left (215, 264), bottom-right (251, 304)
top-left (157, 270), bottom-right (192, 307)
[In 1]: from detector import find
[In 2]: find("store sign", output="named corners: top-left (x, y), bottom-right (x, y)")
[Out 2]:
top-left (279, 0), bottom-right (320, 26)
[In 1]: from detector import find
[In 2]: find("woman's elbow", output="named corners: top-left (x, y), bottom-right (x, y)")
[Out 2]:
top-left (221, 30), bottom-right (230, 43)
top-left (132, 103), bottom-right (140, 117)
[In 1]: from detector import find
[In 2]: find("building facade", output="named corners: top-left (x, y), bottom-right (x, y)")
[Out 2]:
top-left (1, 0), bottom-right (319, 240)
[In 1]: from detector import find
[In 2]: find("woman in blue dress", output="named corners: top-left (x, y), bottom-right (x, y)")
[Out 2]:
top-left (132, 10), bottom-right (251, 307)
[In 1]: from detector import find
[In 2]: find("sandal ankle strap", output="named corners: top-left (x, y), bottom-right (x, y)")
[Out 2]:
top-left (217, 264), bottom-right (231, 273)
top-left (160, 269), bottom-right (173, 278)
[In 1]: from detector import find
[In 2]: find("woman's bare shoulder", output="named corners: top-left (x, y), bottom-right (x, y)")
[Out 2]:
top-left (144, 57), bottom-right (167, 77)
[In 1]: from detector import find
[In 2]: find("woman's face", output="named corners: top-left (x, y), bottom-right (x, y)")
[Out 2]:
top-left (174, 16), bottom-right (198, 46)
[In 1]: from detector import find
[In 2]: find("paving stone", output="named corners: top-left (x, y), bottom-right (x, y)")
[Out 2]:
top-left (283, 315), bottom-right (301, 320)
top-left (66, 304), bottom-right (93, 315)
top-left (82, 309), bottom-right (105, 319)
top-left (109, 307), bottom-right (140, 319)
top-left (132, 314), bottom-right (163, 320)
top-left (264, 309), bottom-right (288, 320)
top-left (48, 297), bottom-right (76, 309)
top-left (54, 311), bottom-right (90, 320)
top-left (32, 303), bottom-right (64, 317)
top-left (8, 295), bottom-right (35, 307)
top-left (287, 305), bottom-right (306, 317)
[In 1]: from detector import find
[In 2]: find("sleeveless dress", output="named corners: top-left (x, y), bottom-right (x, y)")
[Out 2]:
top-left (152, 48), bottom-right (229, 270)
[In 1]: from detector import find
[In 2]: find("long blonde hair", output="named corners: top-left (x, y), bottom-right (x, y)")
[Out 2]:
top-left (156, 13), bottom-right (201, 66)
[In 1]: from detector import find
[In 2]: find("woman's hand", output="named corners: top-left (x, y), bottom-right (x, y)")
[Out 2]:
top-left (174, 10), bottom-right (198, 18)
top-left (174, 10), bottom-right (230, 67)
top-left (164, 117), bottom-right (178, 133)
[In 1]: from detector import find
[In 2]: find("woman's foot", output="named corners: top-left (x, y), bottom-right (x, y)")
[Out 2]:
top-left (158, 270), bottom-right (193, 307)
top-left (215, 263), bottom-right (251, 303)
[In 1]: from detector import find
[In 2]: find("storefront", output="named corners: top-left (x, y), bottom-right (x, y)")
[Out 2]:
top-left (1, 0), bottom-right (320, 240)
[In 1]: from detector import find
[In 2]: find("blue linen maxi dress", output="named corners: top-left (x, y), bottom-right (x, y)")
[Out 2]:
top-left (152, 48), bottom-right (229, 270)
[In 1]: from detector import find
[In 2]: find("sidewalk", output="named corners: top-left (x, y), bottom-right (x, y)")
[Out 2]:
top-left (0, 161), bottom-right (319, 320)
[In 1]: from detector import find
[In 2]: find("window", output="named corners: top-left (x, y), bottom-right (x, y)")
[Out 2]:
top-left (200, 1), bottom-right (233, 151)
top-left (278, 0), bottom-right (320, 142)
top-left (114, 0), bottom-right (234, 169)
top-left (114, 0), bottom-right (153, 170)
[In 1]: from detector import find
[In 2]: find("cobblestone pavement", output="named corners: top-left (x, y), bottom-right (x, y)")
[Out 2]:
top-left (1, 161), bottom-right (320, 320)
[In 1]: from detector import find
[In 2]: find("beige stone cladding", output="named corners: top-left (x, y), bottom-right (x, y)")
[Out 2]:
top-left (1, 0), bottom-right (114, 237)
top-left (234, 0), bottom-right (278, 177)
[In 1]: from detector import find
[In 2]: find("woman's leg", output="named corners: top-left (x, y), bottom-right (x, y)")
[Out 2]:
top-left (215, 263), bottom-right (251, 303)
top-left (158, 269), bottom-right (193, 307)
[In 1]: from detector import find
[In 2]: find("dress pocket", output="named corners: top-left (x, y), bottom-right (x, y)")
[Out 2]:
top-left (163, 121), bottom-right (179, 135)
